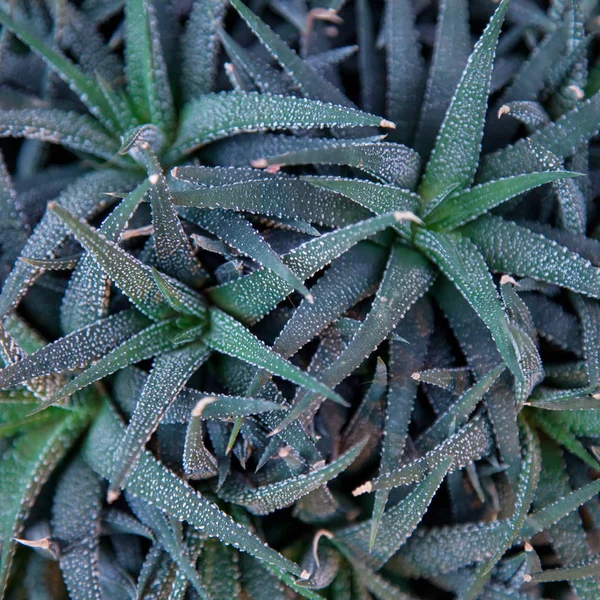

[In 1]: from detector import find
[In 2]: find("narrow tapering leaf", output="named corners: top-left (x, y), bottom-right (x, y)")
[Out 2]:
top-left (419, 0), bottom-right (509, 202)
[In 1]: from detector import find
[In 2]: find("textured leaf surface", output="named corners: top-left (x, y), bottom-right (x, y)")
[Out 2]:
top-left (209, 213), bottom-right (405, 323)
top-left (0, 7), bottom-right (120, 130)
top-left (229, 0), bottom-right (351, 107)
top-left (414, 229), bottom-right (520, 379)
top-left (0, 310), bottom-right (149, 390)
top-left (61, 180), bottom-right (150, 334)
top-left (219, 440), bottom-right (366, 515)
top-left (166, 92), bottom-right (389, 162)
top-left (0, 406), bottom-right (93, 593)
top-left (51, 459), bottom-right (103, 600)
top-left (258, 140), bottom-right (421, 190)
top-left (124, 0), bottom-right (174, 130)
top-left (272, 245), bottom-right (436, 433)
top-left (419, 0), bottom-right (508, 203)
top-left (173, 177), bottom-right (369, 228)
top-left (462, 216), bottom-right (600, 298)
top-left (83, 401), bottom-right (302, 576)
top-left (385, 0), bottom-right (425, 143)
top-left (109, 342), bottom-right (210, 498)
top-left (181, 0), bottom-right (227, 99)
top-left (50, 203), bottom-right (174, 320)
top-left (0, 170), bottom-right (139, 318)
top-left (207, 307), bottom-right (344, 405)
top-left (0, 109), bottom-right (121, 161)
top-left (335, 457), bottom-right (451, 570)
top-left (415, 0), bottom-right (471, 157)
top-left (425, 171), bottom-right (580, 231)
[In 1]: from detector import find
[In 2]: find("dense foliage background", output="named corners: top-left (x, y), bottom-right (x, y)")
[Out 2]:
top-left (1, 0), bottom-right (600, 598)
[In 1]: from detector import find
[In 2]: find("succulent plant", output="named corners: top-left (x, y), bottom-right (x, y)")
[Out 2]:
top-left (1, 0), bottom-right (600, 598)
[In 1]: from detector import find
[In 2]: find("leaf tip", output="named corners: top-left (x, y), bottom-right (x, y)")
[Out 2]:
top-left (568, 85), bottom-right (585, 100)
top-left (497, 105), bottom-right (510, 119)
top-left (352, 481), bottom-right (372, 496)
top-left (191, 395), bottom-right (217, 417)
top-left (394, 211), bottom-right (423, 225)
top-left (250, 158), bottom-right (268, 169)
top-left (107, 489), bottom-right (120, 504)
top-left (380, 119), bottom-right (396, 129)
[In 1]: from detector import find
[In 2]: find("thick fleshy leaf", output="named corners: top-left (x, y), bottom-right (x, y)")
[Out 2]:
top-left (126, 495), bottom-right (210, 599)
top-left (461, 216), bottom-right (600, 298)
top-left (209, 213), bottom-right (408, 324)
top-left (271, 244), bottom-right (436, 434)
top-left (145, 153), bottom-right (206, 287)
top-left (461, 420), bottom-right (540, 600)
top-left (305, 177), bottom-right (420, 220)
top-left (416, 363), bottom-right (505, 453)
top-left (480, 91), bottom-right (600, 181)
top-left (419, 0), bottom-right (509, 203)
top-left (50, 202), bottom-right (174, 320)
top-left (193, 208), bottom-right (313, 299)
top-left (415, 0), bottom-right (470, 157)
top-left (35, 319), bottom-right (182, 413)
top-left (206, 307), bottom-right (344, 405)
top-left (425, 171), bottom-right (581, 231)
top-left (0, 310), bottom-right (149, 390)
top-left (255, 140), bottom-right (421, 190)
top-left (165, 92), bottom-right (392, 163)
top-left (60, 180), bottom-right (150, 334)
top-left (531, 558), bottom-right (600, 583)
top-left (229, 0), bottom-right (352, 107)
top-left (0, 404), bottom-right (94, 593)
top-left (369, 302), bottom-right (433, 548)
top-left (385, 0), bottom-right (425, 143)
top-left (0, 109), bottom-right (122, 161)
top-left (0, 170), bottom-right (139, 318)
top-left (181, 0), bottom-right (227, 99)
top-left (0, 7), bottom-right (121, 130)
top-left (360, 416), bottom-right (494, 493)
top-left (124, 0), bottom-right (174, 131)
top-left (334, 457), bottom-right (451, 570)
top-left (108, 343), bottom-right (210, 500)
top-left (83, 401), bottom-right (302, 576)
top-left (172, 175), bottom-right (370, 228)
top-left (414, 229), bottom-right (521, 380)
top-left (51, 458), bottom-right (103, 600)
top-left (219, 439), bottom-right (366, 515)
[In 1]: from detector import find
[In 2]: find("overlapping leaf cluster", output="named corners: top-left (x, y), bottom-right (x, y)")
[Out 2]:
top-left (1, 0), bottom-right (600, 598)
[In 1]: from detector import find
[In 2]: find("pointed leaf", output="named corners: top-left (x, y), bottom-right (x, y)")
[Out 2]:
top-left (461, 216), bottom-right (600, 298)
top-left (181, 0), bottom-right (227, 99)
top-left (0, 7), bottom-right (120, 130)
top-left (83, 401), bottom-right (302, 576)
top-left (109, 343), bottom-right (210, 498)
top-left (229, 0), bottom-right (352, 107)
top-left (414, 228), bottom-right (521, 380)
top-left (165, 92), bottom-right (392, 163)
top-left (206, 307), bottom-right (344, 406)
top-left (0, 109), bottom-right (121, 161)
top-left (208, 213), bottom-right (407, 324)
top-left (61, 180), bottom-right (150, 334)
top-left (0, 405), bottom-right (94, 592)
top-left (415, 0), bottom-right (471, 157)
top-left (52, 459), bottom-right (103, 600)
top-left (419, 0), bottom-right (509, 203)
top-left (0, 310), bottom-right (149, 390)
top-left (124, 0), bottom-right (175, 130)
top-left (426, 171), bottom-right (581, 231)
top-left (385, 0), bottom-right (425, 143)
top-left (335, 458), bottom-right (451, 570)
top-left (219, 439), bottom-right (367, 515)
top-left (50, 202), bottom-right (174, 320)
